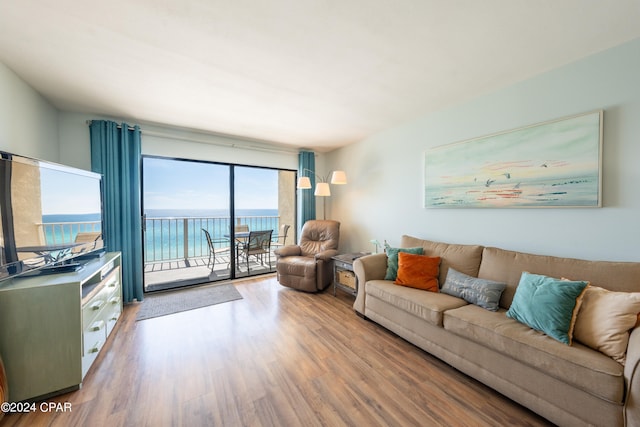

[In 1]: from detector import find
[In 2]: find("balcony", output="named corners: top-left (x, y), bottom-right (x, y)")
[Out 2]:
top-left (143, 215), bottom-right (283, 291)
top-left (40, 215), bottom-right (286, 292)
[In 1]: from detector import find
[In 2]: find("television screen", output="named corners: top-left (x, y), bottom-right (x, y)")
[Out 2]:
top-left (0, 151), bottom-right (104, 280)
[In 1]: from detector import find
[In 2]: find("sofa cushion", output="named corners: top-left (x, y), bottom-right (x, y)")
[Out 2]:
top-left (384, 246), bottom-right (424, 280)
top-left (441, 267), bottom-right (506, 311)
top-left (574, 286), bottom-right (640, 365)
top-left (366, 280), bottom-right (467, 327)
top-left (506, 272), bottom-right (588, 345)
top-left (443, 304), bottom-right (625, 404)
top-left (394, 253), bottom-right (440, 292)
top-left (400, 236), bottom-right (484, 287)
top-left (477, 246), bottom-right (640, 309)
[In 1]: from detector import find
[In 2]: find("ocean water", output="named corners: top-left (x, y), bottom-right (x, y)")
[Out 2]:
top-left (143, 209), bottom-right (280, 262)
top-left (42, 210), bottom-right (281, 262)
top-left (42, 213), bottom-right (102, 244)
top-left (425, 174), bottom-right (599, 208)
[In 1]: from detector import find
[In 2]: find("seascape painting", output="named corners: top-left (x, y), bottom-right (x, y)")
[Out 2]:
top-left (424, 111), bottom-right (603, 208)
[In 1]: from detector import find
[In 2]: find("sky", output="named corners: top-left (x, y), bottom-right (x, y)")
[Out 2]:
top-left (142, 157), bottom-right (280, 211)
top-left (40, 165), bottom-right (102, 215)
top-left (425, 111), bottom-right (601, 187)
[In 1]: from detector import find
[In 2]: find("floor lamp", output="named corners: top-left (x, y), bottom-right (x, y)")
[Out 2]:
top-left (297, 170), bottom-right (347, 219)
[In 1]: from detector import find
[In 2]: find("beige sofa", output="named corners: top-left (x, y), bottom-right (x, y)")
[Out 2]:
top-left (353, 235), bottom-right (640, 427)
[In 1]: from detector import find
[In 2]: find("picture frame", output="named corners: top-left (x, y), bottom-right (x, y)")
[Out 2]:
top-left (424, 110), bottom-right (603, 208)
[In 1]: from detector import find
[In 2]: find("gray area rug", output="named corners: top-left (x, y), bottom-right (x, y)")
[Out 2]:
top-left (136, 283), bottom-right (242, 321)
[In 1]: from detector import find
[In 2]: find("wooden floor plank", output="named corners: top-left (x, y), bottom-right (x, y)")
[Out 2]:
top-left (2, 275), bottom-right (553, 427)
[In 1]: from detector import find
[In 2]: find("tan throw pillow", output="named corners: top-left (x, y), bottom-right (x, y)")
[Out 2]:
top-left (573, 286), bottom-right (640, 365)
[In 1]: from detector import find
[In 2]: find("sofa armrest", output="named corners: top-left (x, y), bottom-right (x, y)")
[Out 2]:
top-left (624, 327), bottom-right (640, 426)
top-left (274, 245), bottom-right (302, 258)
top-left (352, 253), bottom-right (388, 315)
top-left (315, 249), bottom-right (339, 262)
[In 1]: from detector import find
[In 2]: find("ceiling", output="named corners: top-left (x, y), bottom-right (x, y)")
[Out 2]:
top-left (1, 1), bottom-right (639, 152)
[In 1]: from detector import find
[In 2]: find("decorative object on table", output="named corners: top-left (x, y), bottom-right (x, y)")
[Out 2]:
top-left (332, 252), bottom-right (370, 297)
top-left (370, 239), bottom-right (389, 254)
top-left (297, 169), bottom-right (347, 219)
top-left (274, 220), bottom-right (340, 292)
top-left (424, 110), bottom-right (603, 208)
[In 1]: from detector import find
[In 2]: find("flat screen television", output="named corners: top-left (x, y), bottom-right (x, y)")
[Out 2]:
top-left (0, 150), bottom-right (104, 280)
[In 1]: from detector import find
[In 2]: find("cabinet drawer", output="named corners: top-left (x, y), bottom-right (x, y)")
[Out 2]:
top-left (82, 285), bottom-right (111, 328)
top-left (81, 267), bottom-right (120, 328)
top-left (102, 268), bottom-right (120, 298)
top-left (82, 317), bottom-right (106, 378)
top-left (83, 318), bottom-right (107, 356)
top-left (104, 296), bottom-right (122, 336)
top-left (334, 260), bottom-right (351, 270)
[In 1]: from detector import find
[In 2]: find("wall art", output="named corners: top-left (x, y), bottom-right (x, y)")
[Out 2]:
top-left (424, 110), bottom-right (603, 208)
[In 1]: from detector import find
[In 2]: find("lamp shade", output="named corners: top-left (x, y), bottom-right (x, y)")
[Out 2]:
top-left (297, 176), bottom-right (312, 189)
top-left (330, 170), bottom-right (347, 185)
top-left (314, 182), bottom-right (331, 196)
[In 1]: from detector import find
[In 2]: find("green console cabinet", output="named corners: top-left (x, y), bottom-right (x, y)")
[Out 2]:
top-left (0, 252), bottom-right (122, 402)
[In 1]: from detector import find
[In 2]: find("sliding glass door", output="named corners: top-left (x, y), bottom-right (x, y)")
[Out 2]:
top-left (142, 156), bottom-right (296, 291)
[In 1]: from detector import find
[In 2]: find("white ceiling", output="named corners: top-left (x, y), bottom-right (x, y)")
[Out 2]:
top-left (1, 1), bottom-right (639, 152)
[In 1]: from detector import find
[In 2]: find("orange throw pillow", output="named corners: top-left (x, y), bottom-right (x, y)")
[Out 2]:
top-left (394, 252), bottom-right (441, 292)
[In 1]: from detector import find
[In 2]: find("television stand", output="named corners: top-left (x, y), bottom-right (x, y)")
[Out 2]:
top-left (0, 252), bottom-right (122, 402)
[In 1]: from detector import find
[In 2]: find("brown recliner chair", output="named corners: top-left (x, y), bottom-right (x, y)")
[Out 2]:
top-left (274, 220), bottom-right (340, 292)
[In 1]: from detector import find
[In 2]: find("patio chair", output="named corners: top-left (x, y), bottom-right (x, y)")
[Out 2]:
top-left (271, 224), bottom-right (290, 250)
top-left (234, 224), bottom-right (250, 244)
top-left (237, 230), bottom-right (273, 273)
top-left (72, 231), bottom-right (103, 254)
top-left (234, 224), bottom-right (249, 233)
top-left (202, 229), bottom-right (230, 272)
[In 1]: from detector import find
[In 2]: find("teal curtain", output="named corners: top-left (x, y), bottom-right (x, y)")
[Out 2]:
top-left (89, 120), bottom-right (144, 303)
top-left (298, 150), bottom-right (316, 231)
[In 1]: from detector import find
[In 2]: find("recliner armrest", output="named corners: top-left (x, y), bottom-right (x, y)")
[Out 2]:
top-left (315, 249), bottom-right (339, 261)
top-left (274, 245), bottom-right (302, 258)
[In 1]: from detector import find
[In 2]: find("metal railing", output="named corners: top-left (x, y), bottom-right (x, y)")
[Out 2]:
top-left (39, 221), bottom-right (102, 245)
top-left (38, 216), bottom-right (281, 265)
top-left (143, 215), bottom-right (280, 263)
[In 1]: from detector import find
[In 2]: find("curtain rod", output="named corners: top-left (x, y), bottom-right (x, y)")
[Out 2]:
top-left (143, 129), bottom-right (299, 155)
top-left (85, 120), bottom-right (137, 131)
top-left (85, 120), bottom-right (299, 155)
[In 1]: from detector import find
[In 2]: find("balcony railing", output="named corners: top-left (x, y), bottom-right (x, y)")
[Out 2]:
top-left (39, 216), bottom-right (281, 267)
top-left (39, 221), bottom-right (102, 245)
top-left (144, 215), bottom-right (281, 263)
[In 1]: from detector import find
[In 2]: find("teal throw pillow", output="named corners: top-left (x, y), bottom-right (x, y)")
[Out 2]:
top-left (506, 272), bottom-right (588, 345)
top-left (441, 268), bottom-right (506, 311)
top-left (384, 247), bottom-right (424, 280)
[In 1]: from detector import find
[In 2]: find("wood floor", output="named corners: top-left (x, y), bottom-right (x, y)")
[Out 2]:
top-left (2, 276), bottom-right (553, 427)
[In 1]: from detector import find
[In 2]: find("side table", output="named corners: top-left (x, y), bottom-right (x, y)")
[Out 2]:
top-left (332, 252), bottom-right (370, 297)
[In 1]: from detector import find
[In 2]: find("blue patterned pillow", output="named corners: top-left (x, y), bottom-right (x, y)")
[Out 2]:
top-left (506, 272), bottom-right (588, 344)
top-left (441, 268), bottom-right (506, 311)
top-left (384, 247), bottom-right (424, 280)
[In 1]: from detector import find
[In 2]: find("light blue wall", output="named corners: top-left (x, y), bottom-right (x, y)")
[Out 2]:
top-left (0, 63), bottom-right (59, 161)
top-left (329, 38), bottom-right (640, 262)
